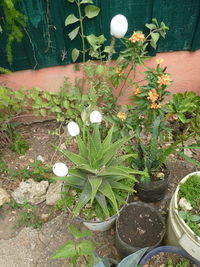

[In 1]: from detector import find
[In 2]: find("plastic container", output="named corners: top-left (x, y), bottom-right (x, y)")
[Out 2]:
top-left (115, 202), bottom-right (166, 258)
top-left (166, 171), bottom-right (200, 261)
top-left (139, 246), bottom-right (200, 266)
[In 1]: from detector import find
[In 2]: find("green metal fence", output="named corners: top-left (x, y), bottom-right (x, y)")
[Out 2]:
top-left (0, 0), bottom-right (200, 71)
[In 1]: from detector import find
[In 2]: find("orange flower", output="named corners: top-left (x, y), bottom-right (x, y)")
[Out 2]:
top-left (147, 89), bottom-right (159, 102)
top-left (129, 32), bottom-right (145, 43)
top-left (150, 103), bottom-right (162, 109)
top-left (158, 74), bottom-right (171, 86)
top-left (133, 87), bottom-right (141, 96)
top-left (156, 58), bottom-right (164, 65)
top-left (117, 112), bottom-right (126, 121)
top-left (115, 68), bottom-right (124, 77)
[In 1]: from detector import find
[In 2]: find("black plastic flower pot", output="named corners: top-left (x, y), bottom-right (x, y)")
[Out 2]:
top-left (135, 175), bottom-right (169, 202)
top-left (115, 202), bottom-right (166, 259)
top-left (139, 246), bottom-right (200, 266)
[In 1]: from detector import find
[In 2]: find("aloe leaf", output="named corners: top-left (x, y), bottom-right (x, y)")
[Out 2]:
top-left (95, 192), bottom-right (109, 218)
top-left (109, 180), bottom-right (134, 192)
top-left (88, 131), bottom-right (98, 165)
top-left (77, 164), bottom-right (97, 174)
top-left (76, 135), bottom-right (88, 158)
top-left (175, 151), bottom-right (200, 168)
top-left (88, 177), bottom-right (102, 204)
top-left (93, 124), bottom-right (101, 151)
top-left (59, 149), bottom-right (88, 165)
top-left (109, 154), bottom-right (133, 166)
top-left (73, 182), bottom-right (91, 216)
top-left (117, 247), bottom-right (149, 267)
top-left (100, 166), bottom-right (136, 180)
top-left (63, 175), bottom-right (85, 187)
top-left (99, 181), bottom-right (118, 213)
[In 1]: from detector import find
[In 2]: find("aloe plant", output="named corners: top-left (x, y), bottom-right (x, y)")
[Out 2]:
top-left (132, 117), bottom-right (200, 182)
top-left (57, 124), bottom-right (146, 218)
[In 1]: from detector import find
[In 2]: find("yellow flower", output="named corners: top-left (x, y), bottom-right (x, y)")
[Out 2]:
top-left (116, 68), bottom-right (124, 77)
top-left (117, 112), bottom-right (126, 121)
top-left (133, 87), bottom-right (141, 96)
top-left (129, 32), bottom-right (145, 43)
top-left (156, 58), bottom-right (164, 65)
top-left (147, 89), bottom-right (159, 102)
top-left (150, 103), bottom-right (162, 109)
top-left (158, 74), bottom-right (171, 86)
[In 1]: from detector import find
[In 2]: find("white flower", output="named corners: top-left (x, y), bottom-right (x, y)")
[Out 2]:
top-left (53, 162), bottom-right (68, 177)
top-left (110, 14), bottom-right (128, 38)
top-left (67, 121), bottom-right (80, 137)
top-left (90, 110), bottom-right (102, 123)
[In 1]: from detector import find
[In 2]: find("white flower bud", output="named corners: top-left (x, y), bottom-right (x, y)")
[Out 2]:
top-left (110, 14), bottom-right (128, 38)
top-left (67, 121), bottom-right (80, 137)
top-left (90, 110), bottom-right (102, 124)
top-left (53, 162), bottom-right (68, 177)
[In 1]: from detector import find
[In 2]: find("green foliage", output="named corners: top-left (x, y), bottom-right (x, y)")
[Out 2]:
top-left (167, 258), bottom-right (190, 267)
top-left (56, 124), bottom-right (145, 218)
top-left (0, 160), bottom-right (52, 182)
top-left (1, 0), bottom-right (27, 65)
top-left (179, 174), bottom-right (200, 207)
top-left (51, 224), bottom-right (100, 267)
top-left (0, 85), bottom-right (29, 153)
top-left (15, 203), bottom-right (42, 229)
top-left (130, 117), bottom-right (200, 182)
top-left (66, 0), bottom-right (105, 62)
top-left (178, 211), bottom-right (200, 237)
top-left (166, 91), bottom-right (200, 140)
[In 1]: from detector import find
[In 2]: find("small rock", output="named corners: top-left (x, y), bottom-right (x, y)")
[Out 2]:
top-left (0, 188), bottom-right (10, 206)
top-left (179, 197), bottom-right (192, 211)
top-left (184, 148), bottom-right (193, 158)
top-left (36, 155), bottom-right (45, 162)
top-left (41, 213), bottom-right (49, 222)
top-left (11, 179), bottom-right (49, 205)
top-left (46, 181), bottom-right (63, 205)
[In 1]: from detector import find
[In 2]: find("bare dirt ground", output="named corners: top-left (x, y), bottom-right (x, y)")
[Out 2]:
top-left (0, 120), bottom-right (199, 267)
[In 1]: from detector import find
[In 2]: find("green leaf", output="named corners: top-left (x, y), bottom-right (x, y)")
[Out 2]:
top-left (86, 34), bottom-right (106, 47)
top-left (76, 135), bottom-right (88, 158)
top-left (65, 14), bottom-right (79, 26)
top-left (99, 181), bottom-right (118, 213)
top-left (151, 32), bottom-right (160, 44)
top-left (50, 240), bottom-right (77, 259)
top-left (84, 5), bottom-right (100, 19)
top-left (68, 224), bottom-right (93, 239)
top-left (80, 0), bottom-right (93, 4)
top-left (74, 182), bottom-right (91, 216)
top-left (117, 247), bottom-right (149, 267)
top-left (145, 23), bottom-right (157, 30)
top-left (88, 177), bottom-right (102, 204)
top-left (95, 192), bottom-right (109, 218)
top-left (176, 151), bottom-right (200, 168)
top-left (109, 180), bottom-right (134, 192)
top-left (92, 124), bottom-right (101, 150)
top-left (190, 215), bottom-right (200, 222)
top-left (68, 26), bottom-right (80, 40)
top-left (68, 0), bottom-right (75, 3)
top-left (78, 240), bottom-right (95, 255)
top-left (40, 109), bottom-right (46, 116)
top-left (178, 211), bottom-right (187, 220)
top-left (71, 48), bottom-right (80, 62)
top-left (59, 149), bottom-right (88, 165)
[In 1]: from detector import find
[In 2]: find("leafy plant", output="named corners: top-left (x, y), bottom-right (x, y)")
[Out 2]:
top-left (51, 224), bottom-right (100, 267)
top-left (167, 258), bottom-right (190, 267)
top-left (0, 86), bottom-right (29, 153)
top-left (55, 116), bottom-right (146, 219)
top-left (66, 0), bottom-right (106, 62)
top-left (178, 211), bottom-right (200, 237)
top-left (166, 91), bottom-right (200, 140)
top-left (130, 117), bottom-right (200, 183)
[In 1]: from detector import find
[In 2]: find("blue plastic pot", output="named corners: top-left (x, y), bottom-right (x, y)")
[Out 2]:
top-left (139, 246), bottom-right (200, 267)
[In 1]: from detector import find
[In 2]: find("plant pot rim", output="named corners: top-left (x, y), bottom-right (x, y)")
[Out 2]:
top-left (116, 201), bottom-right (166, 250)
top-left (174, 171), bottom-right (200, 242)
top-left (139, 245), bottom-right (200, 266)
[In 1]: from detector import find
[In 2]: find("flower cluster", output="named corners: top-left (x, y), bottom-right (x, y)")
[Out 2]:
top-left (117, 112), bottom-right (126, 121)
top-left (129, 31), bottom-right (145, 43)
top-left (147, 89), bottom-right (161, 109)
top-left (115, 67), bottom-right (124, 77)
top-left (158, 74), bottom-right (171, 86)
top-left (133, 87), bottom-right (141, 96)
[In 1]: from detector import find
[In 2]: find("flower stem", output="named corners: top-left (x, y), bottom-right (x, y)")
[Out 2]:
top-left (77, 0), bottom-right (86, 62)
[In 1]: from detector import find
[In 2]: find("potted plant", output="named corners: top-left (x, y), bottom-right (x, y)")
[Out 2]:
top-left (130, 116), bottom-right (200, 202)
top-left (139, 246), bottom-right (200, 266)
top-left (166, 171), bottom-right (200, 261)
top-left (53, 111), bottom-right (146, 231)
top-left (115, 202), bottom-right (166, 258)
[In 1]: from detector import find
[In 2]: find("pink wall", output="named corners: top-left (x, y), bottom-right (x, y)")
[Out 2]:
top-left (0, 50), bottom-right (200, 105)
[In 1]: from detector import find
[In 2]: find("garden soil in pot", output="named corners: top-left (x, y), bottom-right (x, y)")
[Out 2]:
top-left (116, 202), bottom-right (166, 257)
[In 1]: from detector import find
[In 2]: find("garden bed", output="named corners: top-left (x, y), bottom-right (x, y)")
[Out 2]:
top-left (0, 120), bottom-right (199, 266)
